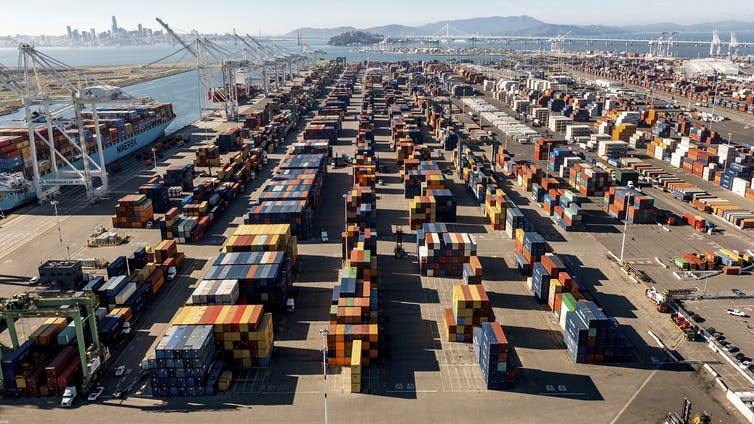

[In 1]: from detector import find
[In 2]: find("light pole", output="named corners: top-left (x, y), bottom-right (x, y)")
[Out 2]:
top-left (50, 199), bottom-right (67, 260)
top-left (152, 148), bottom-right (157, 169)
top-left (619, 219), bottom-right (628, 265)
top-left (343, 193), bottom-right (349, 261)
top-left (727, 132), bottom-right (732, 145)
top-left (318, 328), bottom-right (329, 424)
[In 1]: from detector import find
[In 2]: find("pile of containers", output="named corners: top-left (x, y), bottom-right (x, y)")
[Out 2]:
top-left (164, 164), bottom-right (194, 191)
top-left (189, 279), bottom-right (240, 305)
top-left (417, 224), bottom-right (478, 277)
top-left (144, 325), bottom-right (219, 397)
top-left (443, 284), bottom-right (494, 342)
top-left (564, 302), bottom-right (634, 363)
top-left (171, 305), bottom-right (274, 368)
top-left (112, 194), bottom-right (154, 228)
top-left (195, 145), bottom-right (221, 167)
top-left (346, 186), bottom-right (377, 228)
top-left (603, 187), bottom-right (658, 224)
top-left (514, 229), bottom-right (548, 275)
top-left (138, 179), bottom-right (170, 213)
top-left (214, 127), bottom-right (243, 153)
top-left (206, 248), bottom-right (292, 308)
top-left (473, 322), bottom-right (515, 389)
top-left (569, 163), bottom-right (611, 196)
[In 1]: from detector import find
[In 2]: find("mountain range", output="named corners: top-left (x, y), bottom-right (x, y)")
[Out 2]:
top-left (285, 16), bottom-right (754, 39)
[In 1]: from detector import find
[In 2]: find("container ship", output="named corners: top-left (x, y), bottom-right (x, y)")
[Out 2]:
top-left (0, 103), bottom-right (175, 211)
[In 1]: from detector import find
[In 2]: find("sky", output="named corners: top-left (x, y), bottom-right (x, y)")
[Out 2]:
top-left (1, 0), bottom-right (753, 36)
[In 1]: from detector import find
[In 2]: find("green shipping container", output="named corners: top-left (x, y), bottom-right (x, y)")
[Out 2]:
top-left (674, 257), bottom-right (689, 270)
top-left (615, 169), bottom-right (639, 186)
top-left (56, 321), bottom-right (77, 345)
top-left (561, 293), bottom-right (578, 311)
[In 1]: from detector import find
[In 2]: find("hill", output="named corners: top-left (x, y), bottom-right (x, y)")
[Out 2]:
top-left (328, 31), bottom-right (384, 46)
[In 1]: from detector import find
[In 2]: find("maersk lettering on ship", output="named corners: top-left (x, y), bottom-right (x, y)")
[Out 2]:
top-left (0, 103), bottom-right (175, 211)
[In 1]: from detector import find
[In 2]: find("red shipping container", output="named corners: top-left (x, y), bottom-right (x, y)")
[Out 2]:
top-left (56, 357), bottom-right (81, 392)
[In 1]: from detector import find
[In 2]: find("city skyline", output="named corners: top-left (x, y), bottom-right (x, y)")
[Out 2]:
top-left (1, 0), bottom-right (754, 37)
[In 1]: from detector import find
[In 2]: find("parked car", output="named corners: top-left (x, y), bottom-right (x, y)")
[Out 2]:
top-left (114, 365), bottom-right (126, 377)
top-left (725, 344), bottom-right (739, 353)
top-left (727, 309), bottom-right (748, 317)
top-left (87, 386), bottom-right (104, 401)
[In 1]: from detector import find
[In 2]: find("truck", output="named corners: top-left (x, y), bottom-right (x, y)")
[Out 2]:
top-left (682, 213), bottom-right (716, 233)
top-left (645, 287), bottom-right (669, 313)
top-left (61, 386), bottom-right (77, 407)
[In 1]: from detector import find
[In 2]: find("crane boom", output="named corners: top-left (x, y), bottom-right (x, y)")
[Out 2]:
top-left (155, 17), bottom-right (197, 57)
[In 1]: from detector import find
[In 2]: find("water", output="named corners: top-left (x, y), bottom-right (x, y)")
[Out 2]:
top-left (1, 34), bottom-right (753, 132)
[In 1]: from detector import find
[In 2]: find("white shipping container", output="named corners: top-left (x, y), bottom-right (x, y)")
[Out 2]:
top-left (115, 282), bottom-right (137, 305)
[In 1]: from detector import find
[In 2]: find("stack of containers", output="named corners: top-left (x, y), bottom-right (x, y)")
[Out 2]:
top-left (153, 239), bottom-right (178, 264)
top-left (164, 164), bottom-right (194, 191)
top-left (485, 188), bottom-right (507, 230)
top-left (144, 325), bottom-right (218, 397)
top-left (171, 305), bottom-right (274, 368)
top-left (44, 345), bottom-right (79, 397)
top-left (331, 267), bottom-right (377, 325)
top-left (341, 226), bottom-right (377, 261)
top-left (112, 194), bottom-right (154, 228)
top-left (528, 254), bottom-right (567, 303)
top-left (189, 280), bottom-right (240, 305)
top-left (604, 187), bottom-right (658, 224)
top-left (214, 127), bottom-right (243, 152)
top-left (204, 250), bottom-right (292, 307)
top-left (325, 323), bottom-right (378, 367)
top-left (462, 256), bottom-right (483, 285)
top-left (30, 318), bottom-right (68, 346)
top-left (347, 245), bottom-right (377, 283)
top-left (444, 284), bottom-right (493, 342)
top-left (409, 195), bottom-right (437, 230)
top-left (569, 163), bottom-right (611, 196)
top-left (138, 181), bottom-right (170, 213)
top-left (505, 206), bottom-right (527, 239)
top-left (403, 161), bottom-right (441, 198)
top-left (417, 227), bottom-right (478, 277)
top-left (425, 188), bottom-right (457, 222)
top-left (473, 322), bottom-right (515, 389)
top-left (548, 147), bottom-right (579, 172)
top-left (223, 224), bottom-right (298, 265)
top-left (514, 230), bottom-right (547, 275)
top-left (194, 145), bottom-right (221, 167)
top-left (246, 200), bottom-right (312, 240)
top-left (534, 138), bottom-right (558, 160)
top-left (346, 186), bottom-right (377, 228)
top-left (564, 302), bottom-right (634, 363)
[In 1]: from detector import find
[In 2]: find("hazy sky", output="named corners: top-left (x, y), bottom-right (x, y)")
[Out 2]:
top-left (2, 0), bottom-right (752, 36)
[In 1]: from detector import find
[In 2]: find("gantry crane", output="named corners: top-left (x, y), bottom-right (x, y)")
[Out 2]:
top-left (0, 45), bottom-right (144, 202)
top-left (0, 290), bottom-right (106, 395)
top-left (156, 17), bottom-right (243, 121)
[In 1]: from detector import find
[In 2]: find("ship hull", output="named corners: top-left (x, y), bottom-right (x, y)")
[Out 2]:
top-left (0, 119), bottom-right (174, 211)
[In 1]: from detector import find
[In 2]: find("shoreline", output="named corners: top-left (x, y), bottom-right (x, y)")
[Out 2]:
top-left (0, 63), bottom-right (194, 118)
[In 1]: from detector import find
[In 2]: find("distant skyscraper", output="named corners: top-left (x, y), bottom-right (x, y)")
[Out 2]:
top-left (138, 23), bottom-right (143, 37)
top-left (66, 26), bottom-right (72, 40)
top-left (111, 16), bottom-right (118, 33)
top-left (90, 28), bottom-right (96, 39)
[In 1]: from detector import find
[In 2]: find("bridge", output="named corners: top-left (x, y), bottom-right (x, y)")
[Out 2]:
top-left (382, 24), bottom-right (753, 55)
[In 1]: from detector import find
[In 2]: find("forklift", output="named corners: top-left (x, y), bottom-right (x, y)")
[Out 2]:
top-left (394, 226), bottom-right (405, 259)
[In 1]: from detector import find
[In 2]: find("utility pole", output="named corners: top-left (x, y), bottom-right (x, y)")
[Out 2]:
top-left (318, 328), bottom-right (329, 424)
top-left (50, 198), bottom-right (67, 260)
top-left (619, 220), bottom-right (628, 265)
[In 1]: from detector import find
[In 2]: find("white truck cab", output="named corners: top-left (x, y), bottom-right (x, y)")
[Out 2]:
top-left (61, 386), bottom-right (77, 407)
